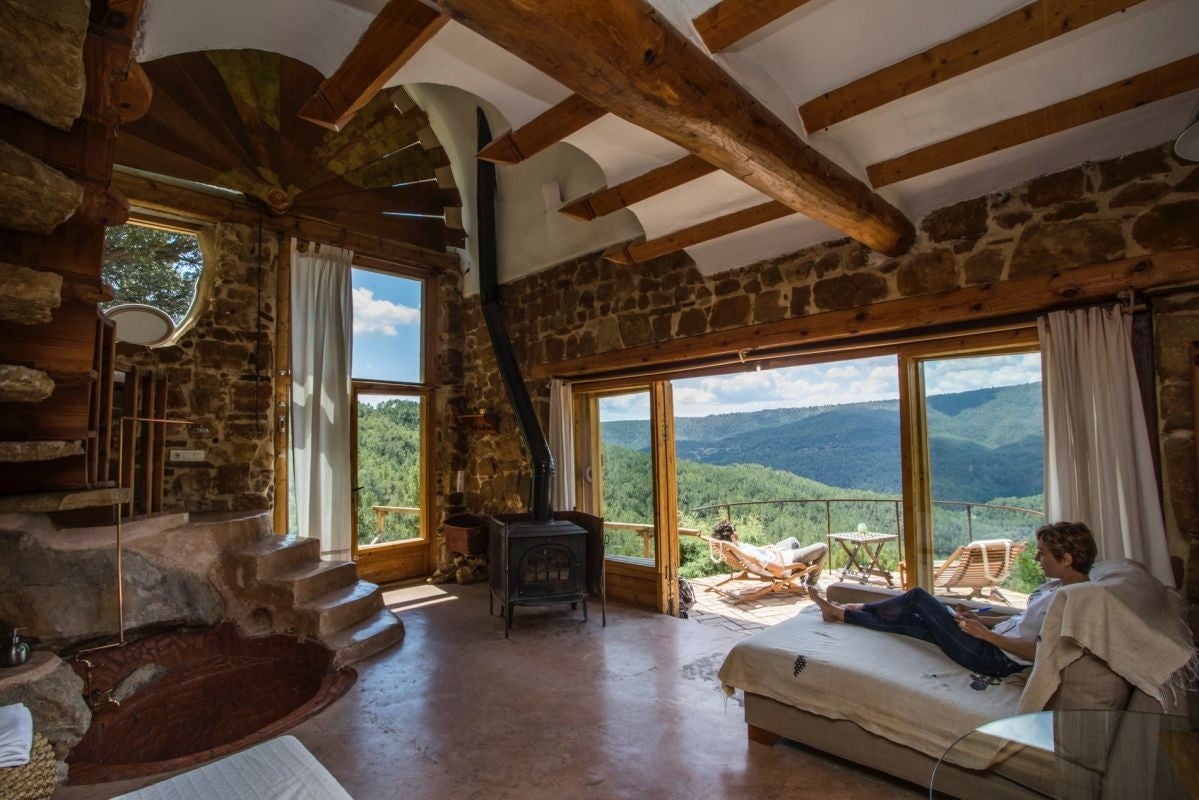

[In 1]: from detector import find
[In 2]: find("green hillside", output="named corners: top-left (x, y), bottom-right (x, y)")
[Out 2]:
top-left (603, 382), bottom-right (1043, 502)
top-left (355, 398), bottom-right (421, 543)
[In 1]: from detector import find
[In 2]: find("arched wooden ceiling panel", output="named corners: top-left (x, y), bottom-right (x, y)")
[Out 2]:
top-left (117, 48), bottom-right (460, 251)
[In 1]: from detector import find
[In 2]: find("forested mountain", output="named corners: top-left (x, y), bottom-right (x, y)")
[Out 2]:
top-left (355, 398), bottom-right (421, 543)
top-left (603, 382), bottom-right (1043, 502)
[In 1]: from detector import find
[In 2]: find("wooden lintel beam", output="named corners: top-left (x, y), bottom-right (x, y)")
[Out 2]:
top-left (533, 248), bottom-right (1199, 379)
top-left (422, 0), bottom-right (914, 256)
top-left (560, 154), bottom-right (717, 221)
top-left (477, 93), bottom-right (606, 164)
top-left (801, 0), bottom-right (1148, 132)
top-left (112, 170), bottom-right (460, 270)
top-left (298, 0), bottom-right (448, 131)
top-left (694, 0), bottom-right (812, 53)
top-left (604, 200), bottom-right (793, 265)
top-left (868, 53), bottom-right (1199, 188)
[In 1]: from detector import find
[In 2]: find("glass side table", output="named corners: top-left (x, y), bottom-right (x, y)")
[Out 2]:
top-left (930, 710), bottom-right (1197, 799)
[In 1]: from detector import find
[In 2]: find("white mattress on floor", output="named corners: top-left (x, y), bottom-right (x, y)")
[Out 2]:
top-left (112, 736), bottom-right (352, 800)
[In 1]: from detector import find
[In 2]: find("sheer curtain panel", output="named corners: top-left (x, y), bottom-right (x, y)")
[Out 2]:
top-left (290, 241), bottom-right (354, 561)
top-left (1039, 305), bottom-right (1173, 585)
top-left (548, 378), bottom-right (576, 512)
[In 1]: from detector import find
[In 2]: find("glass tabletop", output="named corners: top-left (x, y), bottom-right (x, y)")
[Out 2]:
top-left (930, 709), bottom-right (1197, 799)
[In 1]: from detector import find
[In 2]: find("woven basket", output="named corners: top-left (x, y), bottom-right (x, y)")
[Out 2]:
top-left (0, 733), bottom-right (57, 800)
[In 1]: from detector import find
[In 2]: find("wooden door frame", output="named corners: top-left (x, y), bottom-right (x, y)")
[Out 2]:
top-left (574, 382), bottom-right (680, 613)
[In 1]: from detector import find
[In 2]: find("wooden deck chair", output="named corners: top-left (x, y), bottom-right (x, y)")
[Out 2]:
top-left (700, 535), bottom-right (819, 604)
top-left (932, 538), bottom-right (1028, 605)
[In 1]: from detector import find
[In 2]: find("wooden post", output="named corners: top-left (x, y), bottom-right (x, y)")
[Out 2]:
top-left (273, 236), bottom-right (291, 535)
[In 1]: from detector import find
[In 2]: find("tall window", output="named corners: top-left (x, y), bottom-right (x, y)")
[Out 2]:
top-left (350, 268), bottom-right (430, 558)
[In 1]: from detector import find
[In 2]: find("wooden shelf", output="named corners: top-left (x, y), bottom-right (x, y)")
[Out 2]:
top-left (461, 411), bottom-right (499, 435)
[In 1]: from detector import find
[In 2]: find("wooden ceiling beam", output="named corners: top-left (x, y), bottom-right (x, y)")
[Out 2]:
top-left (560, 154), bottom-right (716, 221)
top-left (418, 0), bottom-right (914, 256)
top-left (868, 53), bottom-right (1199, 188)
top-left (534, 248), bottom-right (1199, 379)
top-left (693, 0), bottom-right (813, 54)
top-left (112, 170), bottom-right (460, 270)
top-left (801, 0), bottom-right (1148, 132)
top-left (476, 93), bottom-right (606, 164)
top-left (604, 201), bottom-right (793, 265)
top-left (298, 0), bottom-right (448, 132)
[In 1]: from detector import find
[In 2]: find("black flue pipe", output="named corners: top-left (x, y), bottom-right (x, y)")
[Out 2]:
top-left (475, 108), bottom-right (555, 521)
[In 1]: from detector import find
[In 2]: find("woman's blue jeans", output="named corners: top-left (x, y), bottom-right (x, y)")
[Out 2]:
top-left (843, 588), bottom-right (1025, 677)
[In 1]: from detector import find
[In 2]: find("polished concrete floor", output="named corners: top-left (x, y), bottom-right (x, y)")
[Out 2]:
top-left (55, 582), bottom-right (923, 800)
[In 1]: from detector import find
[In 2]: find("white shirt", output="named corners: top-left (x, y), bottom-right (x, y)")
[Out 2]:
top-left (991, 578), bottom-right (1063, 665)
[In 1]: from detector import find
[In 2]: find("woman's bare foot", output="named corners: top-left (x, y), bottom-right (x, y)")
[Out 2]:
top-left (808, 587), bottom-right (846, 622)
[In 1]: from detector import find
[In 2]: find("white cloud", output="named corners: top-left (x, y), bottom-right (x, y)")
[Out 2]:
top-left (352, 287), bottom-right (420, 335)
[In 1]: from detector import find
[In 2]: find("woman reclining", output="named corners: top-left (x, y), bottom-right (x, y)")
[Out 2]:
top-left (711, 520), bottom-right (828, 583)
top-left (809, 521), bottom-right (1095, 677)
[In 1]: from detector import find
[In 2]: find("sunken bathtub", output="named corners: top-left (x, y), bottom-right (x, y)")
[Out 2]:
top-left (67, 623), bottom-right (355, 784)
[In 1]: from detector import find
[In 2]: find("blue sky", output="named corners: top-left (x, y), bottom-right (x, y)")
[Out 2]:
top-left (600, 353), bottom-right (1043, 421)
top-left (351, 268), bottom-right (422, 384)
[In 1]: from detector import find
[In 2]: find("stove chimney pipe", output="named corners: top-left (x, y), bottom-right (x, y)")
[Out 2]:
top-left (475, 108), bottom-right (555, 521)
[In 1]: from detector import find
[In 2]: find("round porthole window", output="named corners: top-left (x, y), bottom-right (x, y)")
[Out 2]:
top-left (101, 222), bottom-right (206, 345)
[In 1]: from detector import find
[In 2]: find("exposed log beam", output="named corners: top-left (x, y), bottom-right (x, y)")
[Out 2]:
top-left (801, 0), bottom-right (1147, 132)
top-left (476, 93), bottom-right (606, 164)
top-left (604, 201), bottom-right (793, 265)
top-left (694, 0), bottom-right (812, 53)
top-left (867, 53), bottom-right (1199, 188)
top-left (560, 154), bottom-right (716, 221)
top-left (533, 249), bottom-right (1199, 379)
top-left (298, 1), bottom-right (447, 131)
top-left (112, 170), bottom-right (461, 270)
top-left (421, 0), bottom-right (914, 256)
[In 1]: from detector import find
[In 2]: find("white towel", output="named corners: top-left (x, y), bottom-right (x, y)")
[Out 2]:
top-left (0, 702), bottom-right (33, 768)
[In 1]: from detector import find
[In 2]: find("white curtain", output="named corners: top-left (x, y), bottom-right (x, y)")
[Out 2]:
top-left (1039, 305), bottom-right (1172, 584)
top-left (548, 378), bottom-right (576, 511)
top-left (290, 241), bottom-right (354, 561)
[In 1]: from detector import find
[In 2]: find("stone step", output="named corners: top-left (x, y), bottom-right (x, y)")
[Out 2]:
top-left (264, 559), bottom-right (359, 605)
top-left (321, 608), bottom-right (404, 670)
top-left (299, 580), bottom-right (383, 638)
top-left (236, 535), bottom-right (322, 581)
top-left (0, 440), bottom-right (84, 462)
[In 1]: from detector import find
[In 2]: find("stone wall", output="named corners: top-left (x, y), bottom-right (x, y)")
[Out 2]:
top-left (455, 142), bottom-right (1199, 599)
top-left (120, 223), bottom-right (278, 514)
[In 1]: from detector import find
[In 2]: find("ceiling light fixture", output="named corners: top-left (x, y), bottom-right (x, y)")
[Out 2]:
top-left (1174, 103), bottom-right (1199, 163)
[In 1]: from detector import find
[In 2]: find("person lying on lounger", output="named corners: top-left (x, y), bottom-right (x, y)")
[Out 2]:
top-left (711, 520), bottom-right (829, 583)
top-left (809, 521), bottom-right (1095, 677)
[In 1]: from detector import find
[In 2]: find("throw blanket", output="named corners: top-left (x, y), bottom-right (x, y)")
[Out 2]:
top-left (1019, 559), bottom-right (1197, 713)
top-left (0, 703), bottom-right (33, 768)
top-left (718, 608), bottom-right (1024, 760)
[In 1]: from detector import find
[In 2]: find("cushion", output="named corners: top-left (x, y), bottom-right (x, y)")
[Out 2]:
top-left (1046, 651), bottom-right (1132, 711)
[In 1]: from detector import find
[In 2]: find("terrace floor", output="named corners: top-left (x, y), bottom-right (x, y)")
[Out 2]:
top-left (686, 572), bottom-right (1029, 634)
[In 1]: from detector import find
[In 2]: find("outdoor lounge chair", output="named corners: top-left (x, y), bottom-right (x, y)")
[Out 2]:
top-left (701, 535), bottom-right (819, 604)
top-left (932, 538), bottom-right (1028, 605)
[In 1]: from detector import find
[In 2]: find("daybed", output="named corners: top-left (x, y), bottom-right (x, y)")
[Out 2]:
top-left (718, 560), bottom-right (1196, 799)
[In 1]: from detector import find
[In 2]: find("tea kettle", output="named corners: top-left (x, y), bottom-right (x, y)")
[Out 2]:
top-left (1, 628), bottom-right (30, 668)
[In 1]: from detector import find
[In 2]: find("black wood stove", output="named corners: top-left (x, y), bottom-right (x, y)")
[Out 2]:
top-left (473, 108), bottom-right (604, 637)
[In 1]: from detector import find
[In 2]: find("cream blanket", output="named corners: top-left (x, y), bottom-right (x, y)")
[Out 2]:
top-left (1018, 558), bottom-right (1197, 713)
top-left (718, 607), bottom-right (1025, 760)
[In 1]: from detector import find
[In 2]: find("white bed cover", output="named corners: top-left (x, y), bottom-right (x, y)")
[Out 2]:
top-left (113, 736), bottom-right (353, 800)
top-left (718, 607), bottom-right (1025, 760)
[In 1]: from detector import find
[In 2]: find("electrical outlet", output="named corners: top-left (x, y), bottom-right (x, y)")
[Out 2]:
top-left (169, 449), bottom-right (205, 463)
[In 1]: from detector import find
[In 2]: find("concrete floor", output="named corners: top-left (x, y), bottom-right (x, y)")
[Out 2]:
top-left (54, 581), bottom-right (923, 800)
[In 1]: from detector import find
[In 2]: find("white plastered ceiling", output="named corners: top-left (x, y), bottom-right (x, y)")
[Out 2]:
top-left (139, 0), bottom-right (1199, 292)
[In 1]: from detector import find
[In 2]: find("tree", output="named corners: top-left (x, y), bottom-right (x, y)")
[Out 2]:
top-left (102, 224), bottom-right (204, 322)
